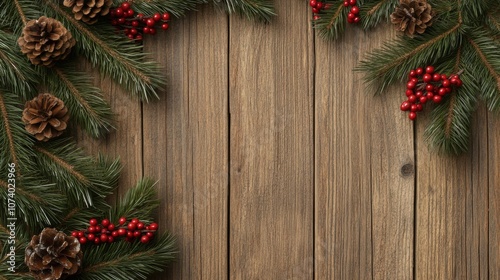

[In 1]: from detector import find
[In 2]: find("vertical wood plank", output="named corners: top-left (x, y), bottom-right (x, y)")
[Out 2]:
top-left (416, 108), bottom-right (489, 278)
top-left (229, 2), bottom-right (314, 279)
top-left (142, 6), bottom-right (229, 280)
top-left (315, 25), bottom-right (414, 279)
top-left (489, 112), bottom-right (500, 279)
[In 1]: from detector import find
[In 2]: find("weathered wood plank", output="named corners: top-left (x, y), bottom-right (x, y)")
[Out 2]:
top-left (142, 6), bottom-right (229, 280)
top-left (488, 111), bottom-right (500, 279)
top-left (416, 108), bottom-right (489, 278)
top-left (229, 1), bottom-right (314, 279)
top-left (315, 25), bottom-right (414, 279)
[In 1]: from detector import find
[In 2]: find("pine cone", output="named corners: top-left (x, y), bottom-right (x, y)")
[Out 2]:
top-left (22, 94), bottom-right (70, 142)
top-left (25, 228), bottom-right (83, 280)
top-left (17, 16), bottom-right (75, 67)
top-left (63, 0), bottom-right (113, 24)
top-left (390, 0), bottom-right (434, 37)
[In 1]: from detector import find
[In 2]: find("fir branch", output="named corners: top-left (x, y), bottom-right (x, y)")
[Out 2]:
top-left (43, 0), bottom-right (165, 102)
top-left (110, 178), bottom-right (160, 223)
top-left (43, 64), bottom-right (115, 138)
top-left (0, 94), bottom-right (19, 171)
top-left (0, 30), bottom-right (39, 97)
top-left (13, 0), bottom-right (27, 25)
top-left (314, 2), bottom-right (347, 40)
top-left (0, 0), bottom-right (44, 34)
top-left (119, 0), bottom-right (203, 18)
top-left (362, 0), bottom-right (398, 30)
top-left (76, 233), bottom-right (176, 280)
top-left (211, 0), bottom-right (276, 22)
top-left (33, 139), bottom-right (117, 207)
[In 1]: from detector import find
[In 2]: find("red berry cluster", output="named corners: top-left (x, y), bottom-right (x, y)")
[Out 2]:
top-left (71, 217), bottom-right (159, 245)
top-left (110, 1), bottom-right (171, 41)
top-left (343, 0), bottom-right (360, 24)
top-left (400, 66), bottom-right (463, 120)
top-left (309, 1), bottom-right (330, 20)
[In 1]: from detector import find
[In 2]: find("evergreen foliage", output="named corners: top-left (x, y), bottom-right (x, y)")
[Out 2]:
top-left (312, 0), bottom-right (500, 154)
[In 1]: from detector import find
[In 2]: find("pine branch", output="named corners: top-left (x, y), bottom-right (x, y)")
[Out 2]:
top-left (42, 63), bottom-right (115, 138)
top-left (76, 233), bottom-right (176, 280)
top-left (109, 178), bottom-right (160, 223)
top-left (313, 2), bottom-right (348, 40)
top-left (117, 0), bottom-right (204, 18)
top-left (357, 17), bottom-right (462, 94)
top-left (42, 0), bottom-right (165, 102)
top-left (0, 30), bottom-right (39, 98)
top-left (0, 0), bottom-right (42, 34)
top-left (33, 139), bottom-right (119, 208)
top-left (361, 0), bottom-right (398, 30)
top-left (211, 0), bottom-right (276, 22)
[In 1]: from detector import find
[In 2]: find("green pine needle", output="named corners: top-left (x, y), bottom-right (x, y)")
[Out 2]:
top-left (110, 178), bottom-right (160, 223)
top-left (212, 0), bottom-right (276, 22)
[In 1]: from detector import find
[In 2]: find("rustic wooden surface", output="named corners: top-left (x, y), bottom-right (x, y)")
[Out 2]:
top-left (77, 2), bottom-right (499, 279)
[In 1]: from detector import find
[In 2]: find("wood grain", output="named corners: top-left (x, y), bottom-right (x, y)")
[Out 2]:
top-left (142, 6), bottom-right (229, 280)
top-left (415, 107), bottom-right (489, 278)
top-left (315, 25), bottom-right (414, 279)
top-left (229, 1), bottom-right (314, 279)
top-left (489, 111), bottom-right (500, 279)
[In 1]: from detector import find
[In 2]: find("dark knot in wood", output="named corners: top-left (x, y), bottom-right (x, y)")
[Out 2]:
top-left (400, 163), bottom-right (414, 177)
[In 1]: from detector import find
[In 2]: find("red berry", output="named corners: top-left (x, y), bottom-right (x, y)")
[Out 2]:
top-left (408, 95), bottom-right (417, 103)
top-left (347, 12), bottom-right (355, 20)
top-left (118, 228), bottom-right (127, 236)
top-left (100, 234), bottom-right (108, 242)
top-left (77, 231), bottom-right (84, 238)
top-left (121, 2), bottom-right (131, 11)
top-left (310, 0), bottom-right (317, 7)
top-left (127, 222), bottom-right (137, 231)
top-left (149, 222), bottom-right (159, 231)
top-left (89, 218), bottom-right (98, 226)
top-left (455, 78), bottom-right (463, 87)
top-left (137, 222), bottom-right (145, 230)
top-left (79, 237), bottom-right (87, 244)
top-left (415, 67), bottom-right (424, 76)
top-left (115, 8), bottom-right (124, 17)
top-left (162, 13), bottom-right (170, 21)
top-left (406, 81), bottom-right (416, 90)
top-left (347, 17), bottom-right (354, 23)
top-left (108, 223), bottom-right (116, 231)
top-left (112, 230), bottom-right (119, 237)
top-left (137, 13), bottom-right (144, 19)
top-left (433, 95), bottom-right (442, 103)
top-left (101, 219), bottom-right (110, 227)
top-left (442, 79), bottom-right (450, 88)
top-left (416, 104), bottom-right (423, 112)
top-left (316, 2), bottom-right (324, 9)
top-left (409, 112), bottom-right (417, 120)
top-left (131, 218), bottom-right (140, 224)
top-left (108, 236), bottom-right (114, 243)
top-left (131, 20), bottom-right (139, 27)
top-left (135, 34), bottom-right (143, 41)
top-left (419, 96), bottom-right (427, 104)
top-left (349, 0), bottom-right (357, 5)
top-left (146, 18), bottom-right (155, 27)
top-left (351, 6), bottom-right (359, 15)
top-left (94, 238), bottom-right (100, 245)
top-left (127, 9), bottom-right (135, 17)
top-left (119, 217), bottom-right (127, 225)
top-left (425, 84), bottom-right (434, 92)
top-left (146, 232), bottom-right (154, 238)
top-left (88, 226), bottom-right (96, 233)
top-left (117, 18), bottom-right (126, 25)
top-left (95, 226), bottom-right (101, 232)
top-left (343, 1), bottom-right (349, 7)
top-left (400, 101), bottom-right (411, 111)
top-left (161, 23), bottom-right (169, 30)
top-left (425, 66), bottom-right (434, 74)
top-left (153, 13), bottom-right (161, 22)
top-left (127, 231), bottom-right (134, 238)
top-left (143, 27), bottom-right (150, 34)
top-left (353, 17), bottom-right (360, 23)
top-left (111, 20), bottom-right (118, 26)
top-left (312, 8), bottom-right (319, 14)
top-left (129, 28), bottom-right (138, 36)
top-left (410, 104), bottom-right (418, 112)
top-left (426, 92), bottom-right (434, 100)
top-left (101, 228), bottom-right (108, 233)
top-left (149, 27), bottom-right (157, 35)
top-left (71, 231), bottom-right (78, 237)
top-left (134, 230), bottom-right (142, 238)
top-left (87, 233), bottom-right (95, 241)
top-left (409, 70), bottom-right (417, 77)
top-left (140, 235), bottom-right (150, 244)
top-left (313, 15), bottom-right (321, 20)
top-left (441, 74), bottom-right (448, 80)
top-left (406, 89), bottom-right (413, 97)
top-left (423, 74), bottom-right (432, 83)
top-left (438, 88), bottom-right (447, 96)
top-left (433, 73), bottom-right (441, 82)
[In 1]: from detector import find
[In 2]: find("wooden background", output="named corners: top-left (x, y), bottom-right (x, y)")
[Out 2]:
top-left (77, 1), bottom-right (499, 279)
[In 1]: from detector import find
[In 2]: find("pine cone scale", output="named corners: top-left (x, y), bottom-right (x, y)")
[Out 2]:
top-left (64, 0), bottom-right (112, 24)
top-left (22, 94), bottom-right (70, 141)
top-left (391, 0), bottom-right (434, 37)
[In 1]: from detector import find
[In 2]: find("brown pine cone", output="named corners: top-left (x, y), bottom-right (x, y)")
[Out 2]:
top-left (63, 0), bottom-right (113, 24)
top-left (390, 0), bottom-right (434, 37)
top-left (17, 16), bottom-right (75, 67)
top-left (22, 94), bottom-right (70, 142)
top-left (25, 228), bottom-right (83, 280)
